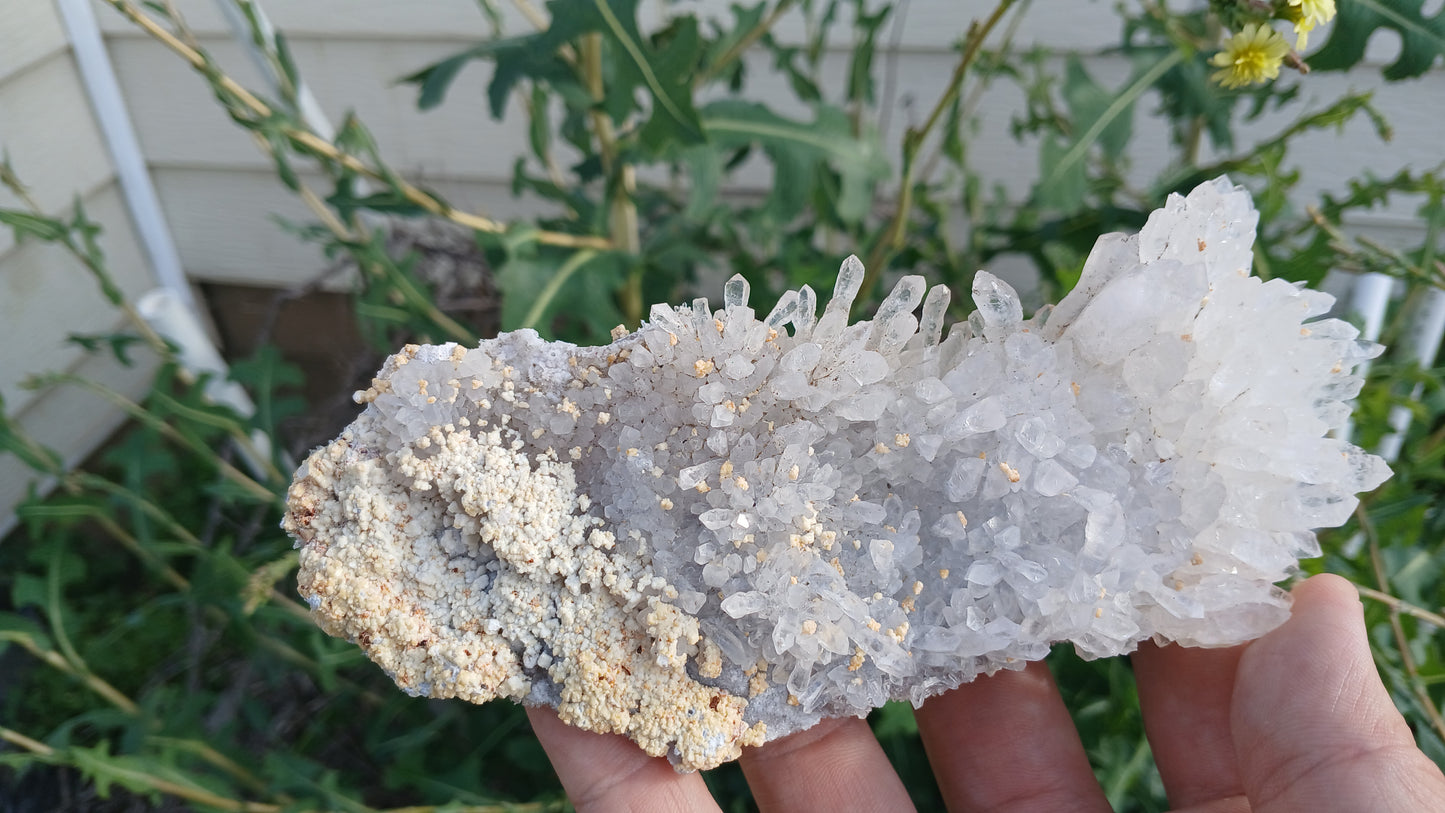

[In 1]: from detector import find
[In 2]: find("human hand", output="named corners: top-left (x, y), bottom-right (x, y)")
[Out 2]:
top-left (526, 574), bottom-right (1445, 811)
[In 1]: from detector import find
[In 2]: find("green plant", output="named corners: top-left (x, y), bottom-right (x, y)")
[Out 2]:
top-left (1, 0), bottom-right (1443, 809)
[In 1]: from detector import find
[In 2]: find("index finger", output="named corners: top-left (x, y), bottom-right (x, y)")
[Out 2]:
top-left (915, 661), bottom-right (1111, 812)
top-left (526, 706), bottom-right (722, 813)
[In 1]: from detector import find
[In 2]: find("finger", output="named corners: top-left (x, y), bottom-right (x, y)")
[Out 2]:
top-left (915, 660), bottom-right (1111, 813)
top-left (739, 716), bottom-right (914, 812)
top-left (1232, 574), bottom-right (1445, 813)
top-left (1131, 639), bottom-right (1247, 808)
top-left (525, 706), bottom-right (721, 813)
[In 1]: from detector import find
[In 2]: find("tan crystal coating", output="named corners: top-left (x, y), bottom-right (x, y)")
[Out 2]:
top-left (285, 418), bottom-right (765, 770)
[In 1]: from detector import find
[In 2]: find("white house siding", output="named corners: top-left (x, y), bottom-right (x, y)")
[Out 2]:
top-left (0, 0), bottom-right (160, 532)
top-left (93, 0), bottom-right (1443, 291)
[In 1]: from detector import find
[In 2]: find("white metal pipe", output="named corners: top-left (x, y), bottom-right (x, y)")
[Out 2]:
top-left (55, 0), bottom-right (198, 315)
top-left (1340, 271), bottom-right (1395, 444)
top-left (137, 289), bottom-right (279, 476)
top-left (214, 0), bottom-right (338, 142)
top-left (1378, 286), bottom-right (1445, 463)
top-left (57, 0), bottom-right (282, 478)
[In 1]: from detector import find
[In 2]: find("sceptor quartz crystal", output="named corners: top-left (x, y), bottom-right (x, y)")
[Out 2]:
top-left (283, 178), bottom-right (1390, 770)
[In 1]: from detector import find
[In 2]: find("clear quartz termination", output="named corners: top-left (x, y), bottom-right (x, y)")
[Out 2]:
top-left (283, 178), bottom-right (1390, 771)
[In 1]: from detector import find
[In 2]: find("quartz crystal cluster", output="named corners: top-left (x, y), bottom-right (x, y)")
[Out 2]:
top-left (283, 178), bottom-right (1390, 770)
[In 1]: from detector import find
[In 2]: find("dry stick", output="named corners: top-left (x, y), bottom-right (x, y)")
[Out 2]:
top-left (164, 10), bottom-right (470, 345)
top-left (145, 735), bottom-right (274, 798)
top-left (0, 727), bottom-right (282, 813)
top-left (0, 632), bottom-right (140, 714)
top-left (102, 0), bottom-right (609, 252)
top-left (1357, 505), bottom-right (1445, 742)
top-left (206, 6), bottom-right (481, 344)
top-left (915, 0), bottom-right (1032, 189)
top-left (859, 0), bottom-right (1018, 304)
top-left (0, 725), bottom-right (55, 756)
top-left (576, 32), bottom-right (645, 324)
top-left (1355, 585), bottom-right (1445, 631)
top-left (3, 726), bottom-right (550, 813)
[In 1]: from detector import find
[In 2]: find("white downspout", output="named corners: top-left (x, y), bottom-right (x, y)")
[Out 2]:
top-left (1377, 286), bottom-right (1445, 463)
top-left (215, 0), bottom-right (338, 142)
top-left (55, 0), bottom-right (275, 474)
top-left (1340, 271), bottom-right (1394, 445)
top-left (56, 0), bottom-right (196, 313)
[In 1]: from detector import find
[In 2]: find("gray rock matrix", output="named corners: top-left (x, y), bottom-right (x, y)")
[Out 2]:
top-left (283, 178), bottom-right (1390, 770)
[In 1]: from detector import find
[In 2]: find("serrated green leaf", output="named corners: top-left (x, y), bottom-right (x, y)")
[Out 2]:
top-left (527, 82), bottom-right (553, 167)
top-left (66, 332), bottom-right (146, 367)
top-left (1310, 0), bottom-right (1445, 80)
top-left (1062, 57), bottom-right (1133, 161)
top-left (401, 35), bottom-right (566, 116)
top-left (679, 144), bottom-right (722, 220)
top-left (0, 210), bottom-right (68, 242)
top-left (1035, 51), bottom-right (1180, 211)
top-left (272, 31), bottom-right (302, 96)
top-left (701, 1), bottom-right (767, 84)
top-left (11, 573), bottom-right (47, 612)
top-left (633, 14), bottom-right (708, 150)
top-left (1037, 135), bottom-right (1087, 211)
top-left (700, 100), bottom-right (888, 224)
top-left (229, 344), bottom-right (306, 441)
top-left (531, 0), bottom-right (706, 147)
top-left (844, 1), bottom-right (891, 107)
top-left (324, 187), bottom-right (430, 220)
top-left (0, 611), bottom-right (52, 656)
top-left (495, 249), bottom-right (625, 341)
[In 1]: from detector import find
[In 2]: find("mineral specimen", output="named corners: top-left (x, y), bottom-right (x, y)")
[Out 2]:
top-left (283, 178), bottom-right (1390, 770)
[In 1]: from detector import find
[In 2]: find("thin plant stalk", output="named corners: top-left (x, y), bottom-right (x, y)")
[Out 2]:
top-left (860, 0), bottom-right (1019, 302)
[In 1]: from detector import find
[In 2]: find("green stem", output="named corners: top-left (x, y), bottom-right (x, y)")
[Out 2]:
top-left (0, 171), bottom-right (171, 357)
top-left (1359, 505), bottom-right (1445, 743)
top-left (27, 373), bottom-right (278, 504)
top-left (695, 0), bottom-right (797, 87)
top-left (1103, 734), bottom-right (1153, 807)
top-left (103, 0), bottom-right (610, 250)
top-left (46, 544), bottom-right (88, 679)
top-left (0, 631), bottom-right (140, 715)
top-left (1039, 49), bottom-right (1184, 199)
top-left (521, 250), bottom-right (599, 331)
top-left (1356, 584), bottom-right (1445, 629)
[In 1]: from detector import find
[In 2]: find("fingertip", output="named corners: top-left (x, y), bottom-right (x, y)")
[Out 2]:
top-left (525, 706), bottom-right (720, 813)
top-left (1288, 573), bottom-right (1364, 616)
top-left (1230, 573), bottom-right (1445, 811)
top-left (916, 662), bottom-right (1110, 812)
top-left (740, 716), bottom-right (913, 812)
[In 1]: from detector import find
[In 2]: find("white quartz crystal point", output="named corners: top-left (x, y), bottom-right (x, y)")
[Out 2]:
top-left (282, 177), bottom-right (1389, 772)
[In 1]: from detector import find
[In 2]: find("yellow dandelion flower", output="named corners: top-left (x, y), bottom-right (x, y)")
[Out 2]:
top-left (1211, 24), bottom-right (1291, 89)
top-left (1287, 0), bottom-right (1336, 50)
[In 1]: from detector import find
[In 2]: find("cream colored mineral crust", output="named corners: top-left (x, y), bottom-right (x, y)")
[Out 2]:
top-left (283, 178), bottom-right (1390, 770)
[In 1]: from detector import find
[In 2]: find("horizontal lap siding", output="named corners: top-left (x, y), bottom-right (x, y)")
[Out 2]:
top-left (0, 1), bottom-right (68, 84)
top-left (99, 1), bottom-right (1442, 288)
top-left (0, 345), bottom-right (162, 537)
top-left (0, 185), bottom-right (158, 405)
top-left (0, 0), bottom-right (160, 532)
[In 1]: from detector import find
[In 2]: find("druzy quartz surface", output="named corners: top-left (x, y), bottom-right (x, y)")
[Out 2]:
top-left (282, 178), bottom-right (1390, 770)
